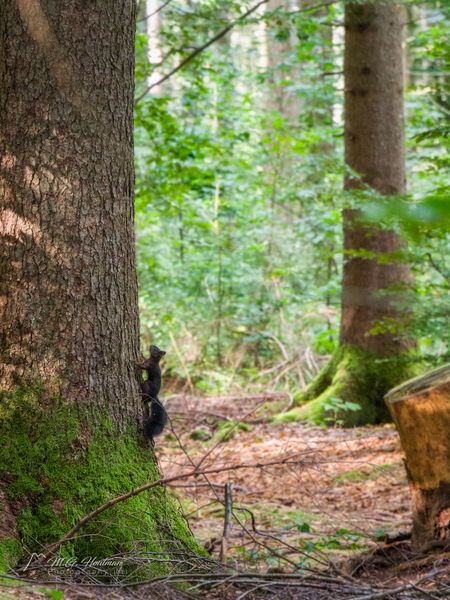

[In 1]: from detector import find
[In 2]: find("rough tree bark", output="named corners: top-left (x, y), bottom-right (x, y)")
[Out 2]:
top-left (276, 2), bottom-right (416, 426)
top-left (341, 2), bottom-right (412, 357)
top-left (385, 365), bottom-right (450, 551)
top-left (0, 0), bottom-right (197, 571)
top-left (0, 0), bottom-right (140, 422)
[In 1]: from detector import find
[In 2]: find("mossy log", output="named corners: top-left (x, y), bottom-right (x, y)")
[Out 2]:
top-left (385, 364), bottom-right (450, 552)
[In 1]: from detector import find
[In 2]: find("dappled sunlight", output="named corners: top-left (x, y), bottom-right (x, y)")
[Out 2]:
top-left (0, 207), bottom-right (67, 263)
top-left (16, 0), bottom-right (84, 111)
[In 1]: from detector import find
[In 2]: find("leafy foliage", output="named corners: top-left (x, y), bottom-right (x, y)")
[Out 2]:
top-left (134, 0), bottom-right (450, 391)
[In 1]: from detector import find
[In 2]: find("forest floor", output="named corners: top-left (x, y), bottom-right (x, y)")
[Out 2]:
top-left (4, 392), bottom-right (450, 599)
top-left (160, 392), bottom-right (411, 569)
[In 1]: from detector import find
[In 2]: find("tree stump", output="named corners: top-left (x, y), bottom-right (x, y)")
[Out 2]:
top-left (385, 364), bottom-right (450, 552)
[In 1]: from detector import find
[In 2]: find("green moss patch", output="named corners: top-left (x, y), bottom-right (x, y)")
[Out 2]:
top-left (0, 384), bottom-right (201, 575)
top-left (213, 420), bottom-right (252, 443)
top-left (0, 539), bottom-right (22, 573)
top-left (334, 464), bottom-right (395, 483)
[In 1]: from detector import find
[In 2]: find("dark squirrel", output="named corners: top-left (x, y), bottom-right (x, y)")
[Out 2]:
top-left (136, 345), bottom-right (168, 441)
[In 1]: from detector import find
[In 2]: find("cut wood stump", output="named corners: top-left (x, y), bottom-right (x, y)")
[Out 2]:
top-left (385, 364), bottom-right (450, 552)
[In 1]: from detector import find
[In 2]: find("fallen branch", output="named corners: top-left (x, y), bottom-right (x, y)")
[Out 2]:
top-left (10, 562), bottom-right (450, 597)
top-left (220, 392), bottom-right (289, 402)
top-left (41, 453), bottom-right (305, 561)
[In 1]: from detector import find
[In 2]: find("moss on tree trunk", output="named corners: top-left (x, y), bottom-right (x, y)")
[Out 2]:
top-left (273, 345), bottom-right (418, 426)
top-left (0, 384), bottom-right (201, 574)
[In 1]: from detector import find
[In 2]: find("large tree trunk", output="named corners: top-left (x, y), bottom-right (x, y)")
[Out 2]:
top-left (0, 0), bottom-right (140, 423)
top-left (385, 365), bottom-right (450, 552)
top-left (275, 2), bottom-right (416, 427)
top-left (0, 0), bottom-right (196, 572)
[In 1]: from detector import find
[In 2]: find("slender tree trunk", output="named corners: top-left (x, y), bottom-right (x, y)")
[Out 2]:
top-left (265, 0), bottom-right (300, 122)
top-left (145, 0), bottom-right (164, 94)
top-left (0, 0), bottom-right (196, 571)
top-left (275, 2), bottom-right (416, 427)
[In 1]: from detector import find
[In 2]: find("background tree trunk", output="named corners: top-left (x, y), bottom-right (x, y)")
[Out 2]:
top-left (341, 2), bottom-right (412, 357)
top-left (385, 365), bottom-right (450, 551)
top-left (275, 2), bottom-right (416, 426)
top-left (0, 0), bottom-right (197, 571)
top-left (145, 0), bottom-right (164, 95)
top-left (264, 0), bottom-right (300, 122)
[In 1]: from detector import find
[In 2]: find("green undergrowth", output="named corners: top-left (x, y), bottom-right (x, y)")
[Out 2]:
top-left (213, 420), bottom-right (252, 443)
top-left (231, 502), bottom-right (367, 568)
top-left (0, 384), bottom-right (202, 576)
top-left (334, 463), bottom-right (396, 483)
top-left (273, 345), bottom-right (421, 426)
top-left (189, 420), bottom-right (252, 444)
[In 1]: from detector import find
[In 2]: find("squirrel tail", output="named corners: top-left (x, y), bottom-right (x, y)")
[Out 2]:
top-left (144, 397), bottom-right (168, 440)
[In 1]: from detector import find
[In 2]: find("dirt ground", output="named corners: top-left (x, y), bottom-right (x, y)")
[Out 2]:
top-left (158, 393), bottom-right (411, 567)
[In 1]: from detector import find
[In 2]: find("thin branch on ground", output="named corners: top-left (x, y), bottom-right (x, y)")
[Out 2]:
top-left (40, 453), bottom-right (306, 562)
